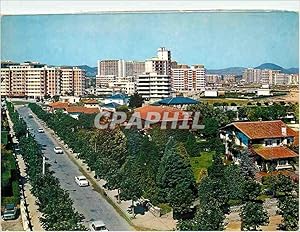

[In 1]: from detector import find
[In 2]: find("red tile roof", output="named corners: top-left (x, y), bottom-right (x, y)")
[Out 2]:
top-left (82, 99), bottom-right (98, 104)
top-left (66, 106), bottom-right (99, 114)
top-left (231, 120), bottom-right (296, 139)
top-left (134, 105), bottom-right (191, 121)
top-left (253, 146), bottom-right (298, 160)
top-left (49, 102), bottom-right (69, 109)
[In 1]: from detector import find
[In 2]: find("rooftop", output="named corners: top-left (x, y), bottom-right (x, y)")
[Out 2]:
top-left (66, 106), bottom-right (99, 114)
top-left (134, 105), bottom-right (191, 122)
top-left (107, 93), bottom-right (127, 100)
top-left (82, 99), bottom-right (98, 104)
top-left (155, 96), bottom-right (199, 106)
top-left (227, 120), bottom-right (296, 139)
top-left (253, 146), bottom-right (298, 160)
top-left (101, 102), bottom-right (121, 109)
top-left (49, 102), bottom-right (69, 109)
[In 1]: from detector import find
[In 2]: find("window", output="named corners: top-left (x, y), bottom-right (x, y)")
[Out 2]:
top-left (265, 140), bottom-right (272, 146)
top-left (277, 140), bottom-right (280, 145)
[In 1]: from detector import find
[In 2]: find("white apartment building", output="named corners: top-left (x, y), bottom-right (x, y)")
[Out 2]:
top-left (145, 47), bottom-right (172, 76)
top-left (171, 65), bottom-right (206, 93)
top-left (136, 72), bottom-right (171, 101)
top-left (0, 62), bottom-right (85, 98)
top-left (97, 59), bottom-right (145, 79)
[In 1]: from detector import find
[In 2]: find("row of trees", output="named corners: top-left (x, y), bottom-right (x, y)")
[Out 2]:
top-left (7, 102), bottom-right (86, 230)
top-left (29, 103), bottom-right (199, 218)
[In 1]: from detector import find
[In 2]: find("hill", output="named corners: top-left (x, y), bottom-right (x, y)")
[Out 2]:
top-left (75, 65), bottom-right (97, 77)
top-left (206, 67), bottom-right (245, 76)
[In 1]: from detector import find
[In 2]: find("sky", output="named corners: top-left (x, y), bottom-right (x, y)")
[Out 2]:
top-left (1, 11), bottom-right (299, 69)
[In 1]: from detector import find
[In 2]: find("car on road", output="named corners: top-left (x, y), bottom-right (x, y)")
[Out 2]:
top-left (89, 220), bottom-right (108, 231)
top-left (2, 204), bottom-right (17, 220)
top-left (38, 128), bottom-right (44, 133)
top-left (53, 147), bottom-right (63, 154)
top-left (75, 176), bottom-right (89, 187)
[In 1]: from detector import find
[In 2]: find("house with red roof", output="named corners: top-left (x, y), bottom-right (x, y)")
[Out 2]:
top-left (133, 105), bottom-right (193, 129)
top-left (220, 120), bottom-right (298, 172)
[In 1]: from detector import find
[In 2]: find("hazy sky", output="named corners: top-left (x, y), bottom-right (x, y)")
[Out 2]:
top-left (1, 11), bottom-right (299, 69)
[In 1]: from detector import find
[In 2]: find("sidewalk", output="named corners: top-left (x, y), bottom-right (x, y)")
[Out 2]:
top-left (32, 112), bottom-right (177, 231)
top-left (16, 154), bottom-right (44, 231)
top-left (6, 107), bottom-right (44, 231)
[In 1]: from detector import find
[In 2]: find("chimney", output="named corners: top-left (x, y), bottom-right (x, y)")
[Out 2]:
top-left (281, 125), bottom-right (287, 136)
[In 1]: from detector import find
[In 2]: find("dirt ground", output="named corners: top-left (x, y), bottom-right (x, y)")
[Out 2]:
top-left (271, 89), bottom-right (299, 103)
top-left (1, 217), bottom-right (23, 231)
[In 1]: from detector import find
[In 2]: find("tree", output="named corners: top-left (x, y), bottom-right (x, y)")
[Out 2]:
top-left (262, 174), bottom-right (296, 197)
top-left (128, 92), bottom-right (144, 108)
top-left (278, 196), bottom-right (299, 231)
top-left (203, 117), bottom-right (219, 138)
top-left (156, 138), bottom-right (196, 217)
top-left (178, 199), bottom-right (225, 231)
top-left (241, 179), bottom-right (261, 202)
top-left (239, 151), bottom-right (257, 179)
top-left (240, 202), bottom-right (269, 231)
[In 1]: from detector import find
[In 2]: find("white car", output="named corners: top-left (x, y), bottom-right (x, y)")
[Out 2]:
top-left (75, 176), bottom-right (89, 187)
top-left (38, 128), bottom-right (44, 133)
top-left (89, 220), bottom-right (108, 231)
top-left (53, 147), bottom-right (63, 154)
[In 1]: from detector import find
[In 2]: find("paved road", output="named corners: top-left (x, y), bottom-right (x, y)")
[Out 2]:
top-left (17, 105), bottom-right (133, 231)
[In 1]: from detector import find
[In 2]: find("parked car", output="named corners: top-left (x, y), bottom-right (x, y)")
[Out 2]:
top-left (89, 220), bottom-right (108, 231)
top-left (38, 128), bottom-right (44, 133)
top-left (28, 114), bottom-right (33, 118)
top-left (2, 204), bottom-right (17, 220)
top-left (53, 147), bottom-right (63, 154)
top-left (75, 176), bottom-right (89, 187)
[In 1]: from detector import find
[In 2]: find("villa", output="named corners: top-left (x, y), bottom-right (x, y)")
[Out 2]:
top-left (220, 120), bottom-right (298, 172)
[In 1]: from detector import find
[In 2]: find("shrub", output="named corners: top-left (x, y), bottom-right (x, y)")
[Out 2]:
top-left (158, 203), bottom-right (172, 215)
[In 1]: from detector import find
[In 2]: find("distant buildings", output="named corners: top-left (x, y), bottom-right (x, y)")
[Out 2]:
top-left (171, 64), bottom-right (206, 93)
top-left (1, 62), bottom-right (85, 98)
top-left (242, 68), bottom-right (298, 85)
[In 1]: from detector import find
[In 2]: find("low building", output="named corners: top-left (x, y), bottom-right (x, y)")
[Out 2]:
top-left (204, 89), bottom-right (218, 97)
top-left (60, 96), bottom-right (81, 104)
top-left (65, 106), bottom-right (99, 119)
top-left (104, 93), bottom-right (128, 105)
top-left (101, 102), bottom-right (121, 112)
top-left (48, 102), bottom-right (70, 112)
top-left (220, 120), bottom-right (298, 173)
top-left (82, 99), bottom-right (99, 108)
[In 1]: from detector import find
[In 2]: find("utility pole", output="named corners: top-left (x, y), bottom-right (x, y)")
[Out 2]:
top-left (42, 156), bottom-right (46, 175)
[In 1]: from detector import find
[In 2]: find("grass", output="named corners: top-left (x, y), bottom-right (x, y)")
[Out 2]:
top-left (190, 151), bottom-right (214, 183)
top-left (200, 98), bottom-right (251, 105)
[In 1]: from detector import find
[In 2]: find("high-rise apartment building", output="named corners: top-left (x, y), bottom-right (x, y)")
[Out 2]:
top-left (97, 59), bottom-right (145, 77)
top-left (0, 62), bottom-right (85, 98)
top-left (137, 47), bottom-right (172, 101)
top-left (171, 64), bottom-right (206, 93)
top-left (145, 47), bottom-right (172, 76)
top-left (136, 72), bottom-right (171, 100)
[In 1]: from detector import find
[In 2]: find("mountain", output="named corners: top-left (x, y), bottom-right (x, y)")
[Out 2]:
top-left (254, 63), bottom-right (299, 74)
top-left (75, 65), bottom-right (97, 77)
top-left (207, 63), bottom-right (299, 75)
top-left (206, 67), bottom-right (245, 76)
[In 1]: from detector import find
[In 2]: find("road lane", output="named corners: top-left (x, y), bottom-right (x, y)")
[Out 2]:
top-left (17, 105), bottom-right (133, 231)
